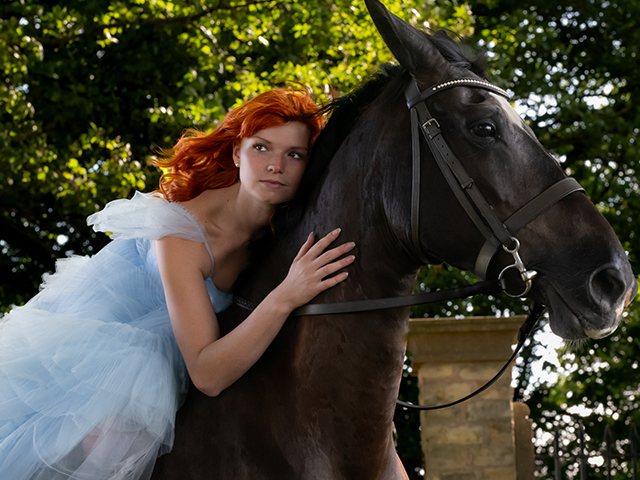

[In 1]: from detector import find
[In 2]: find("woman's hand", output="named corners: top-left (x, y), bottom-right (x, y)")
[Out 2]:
top-left (273, 229), bottom-right (355, 312)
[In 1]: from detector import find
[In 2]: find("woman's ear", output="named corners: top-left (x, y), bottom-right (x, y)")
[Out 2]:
top-left (232, 142), bottom-right (241, 167)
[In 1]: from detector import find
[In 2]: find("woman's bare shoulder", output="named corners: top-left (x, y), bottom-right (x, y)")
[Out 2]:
top-left (154, 235), bottom-right (212, 280)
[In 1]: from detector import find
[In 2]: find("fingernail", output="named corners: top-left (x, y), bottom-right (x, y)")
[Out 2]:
top-left (333, 228), bottom-right (341, 235)
top-left (350, 242), bottom-right (356, 248)
top-left (349, 255), bottom-right (356, 262)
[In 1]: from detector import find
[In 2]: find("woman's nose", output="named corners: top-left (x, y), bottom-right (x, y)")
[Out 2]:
top-left (267, 156), bottom-right (283, 173)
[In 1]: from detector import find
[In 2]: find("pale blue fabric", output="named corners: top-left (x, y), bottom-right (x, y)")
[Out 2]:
top-left (0, 192), bottom-right (232, 480)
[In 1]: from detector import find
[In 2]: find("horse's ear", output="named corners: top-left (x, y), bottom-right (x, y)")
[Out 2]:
top-left (364, 0), bottom-right (447, 74)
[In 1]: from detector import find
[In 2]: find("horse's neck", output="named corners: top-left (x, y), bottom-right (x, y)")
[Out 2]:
top-left (305, 131), bottom-right (417, 297)
top-left (279, 145), bottom-right (416, 428)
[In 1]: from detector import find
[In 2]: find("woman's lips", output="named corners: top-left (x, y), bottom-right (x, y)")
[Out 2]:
top-left (261, 179), bottom-right (285, 188)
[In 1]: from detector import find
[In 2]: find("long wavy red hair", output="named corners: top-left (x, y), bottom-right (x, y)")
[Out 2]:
top-left (153, 88), bottom-right (325, 202)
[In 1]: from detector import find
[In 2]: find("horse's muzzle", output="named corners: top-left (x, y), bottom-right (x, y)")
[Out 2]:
top-left (583, 263), bottom-right (637, 339)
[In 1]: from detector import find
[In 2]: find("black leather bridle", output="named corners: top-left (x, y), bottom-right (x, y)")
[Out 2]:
top-left (234, 78), bottom-right (585, 410)
top-left (404, 78), bottom-right (584, 297)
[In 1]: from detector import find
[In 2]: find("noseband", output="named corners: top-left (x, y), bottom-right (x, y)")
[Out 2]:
top-left (404, 79), bottom-right (584, 296)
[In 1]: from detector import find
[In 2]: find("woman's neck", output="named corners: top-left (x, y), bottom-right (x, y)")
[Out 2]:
top-left (184, 184), bottom-right (276, 244)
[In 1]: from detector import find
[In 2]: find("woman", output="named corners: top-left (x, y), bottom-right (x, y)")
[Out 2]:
top-left (0, 87), bottom-right (355, 480)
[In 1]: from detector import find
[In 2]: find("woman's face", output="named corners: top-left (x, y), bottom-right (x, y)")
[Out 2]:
top-left (233, 121), bottom-right (311, 206)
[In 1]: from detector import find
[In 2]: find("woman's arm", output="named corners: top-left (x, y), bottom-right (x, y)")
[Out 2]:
top-left (155, 229), bottom-right (355, 397)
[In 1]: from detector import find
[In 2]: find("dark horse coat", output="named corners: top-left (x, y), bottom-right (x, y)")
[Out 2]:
top-left (152, 1), bottom-right (637, 478)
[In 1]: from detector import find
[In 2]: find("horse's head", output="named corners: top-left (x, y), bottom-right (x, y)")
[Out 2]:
top-left (365, 0), bottom-right (637, 340)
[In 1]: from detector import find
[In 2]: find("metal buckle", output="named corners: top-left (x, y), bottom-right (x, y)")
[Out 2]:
top-left (422, 118), bottom-right (440, 129)
top-left (498, 238), bottom-right (537, 298)
top-left (422, 118), bottom-right (440, 138)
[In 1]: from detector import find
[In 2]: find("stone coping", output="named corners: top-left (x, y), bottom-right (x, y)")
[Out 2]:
top-left (407, 315), bottom-right (527, 365)
top-left (408, 315), bottom-right (526, 334)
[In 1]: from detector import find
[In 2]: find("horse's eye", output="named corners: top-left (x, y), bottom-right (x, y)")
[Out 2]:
top-left (472, 124), bottom-right (496, 137)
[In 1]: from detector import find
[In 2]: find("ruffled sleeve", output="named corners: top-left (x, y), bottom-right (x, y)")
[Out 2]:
top-left (87, 191), bottom-right (206, 243)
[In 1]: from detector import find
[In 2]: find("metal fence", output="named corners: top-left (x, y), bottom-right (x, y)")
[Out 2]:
top-left (535, 424), bottom-right (640, 479)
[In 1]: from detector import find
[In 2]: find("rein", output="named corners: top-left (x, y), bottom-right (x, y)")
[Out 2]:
top-left (233, 278), bottom-right (506, 316)
top-left (233, 286), bottom-right (544, 411)
top-left (234, 77), bottom-right (583, 411)
top-left (396, 302), bottom-right (544, 411)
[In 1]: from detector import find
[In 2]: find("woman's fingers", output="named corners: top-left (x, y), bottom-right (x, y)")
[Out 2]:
top-left (292, 227), bottom-right (355, 279)
top-left (299, 229), bottom-right (355, 262)
top-left (309, 228), bottom-right (342, 256)
top-left (320, 271), bottom-right (349, 289)
top-left (318, 254), bottom-right (355, 279)
top-left (317, 241), bottom-right (356, 266)
top-left (305, 230), bottom-right (355, 279)
top-left (295, 229), bottom-right (339, 261)
top-left (280, 229), bottom-right (357, 310)
top-left (294, 232), bottom-right (315, 260)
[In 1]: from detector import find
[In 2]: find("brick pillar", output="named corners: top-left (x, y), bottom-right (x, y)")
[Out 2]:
top-left (407, 316), bottom-right (526, 480)
top-left (512, 402), bottom-right (535, 480)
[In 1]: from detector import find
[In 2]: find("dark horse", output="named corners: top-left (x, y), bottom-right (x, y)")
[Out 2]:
top-left (152, 1), bottom-right (636, 478)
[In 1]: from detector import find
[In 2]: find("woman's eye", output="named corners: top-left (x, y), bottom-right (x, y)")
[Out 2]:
top-left (471, 123), bottom-right (496, 137)
top-left (253, 144), bottom-right (267, 152)
top-left (289, 152), bottom-right (304, 160)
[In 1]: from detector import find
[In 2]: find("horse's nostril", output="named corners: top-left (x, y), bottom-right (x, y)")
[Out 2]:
top-left (589, 265), bottom-right (627, 309)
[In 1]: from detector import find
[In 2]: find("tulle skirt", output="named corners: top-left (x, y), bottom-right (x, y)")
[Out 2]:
top-left (0, 238), bottom-right (188, 480)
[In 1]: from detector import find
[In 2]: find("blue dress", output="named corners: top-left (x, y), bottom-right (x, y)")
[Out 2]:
top-left (0, 192), bottom-right (233, 480)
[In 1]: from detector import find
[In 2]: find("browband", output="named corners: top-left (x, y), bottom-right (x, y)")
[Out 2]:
top-left (406, 78), bottom-right (510, 109)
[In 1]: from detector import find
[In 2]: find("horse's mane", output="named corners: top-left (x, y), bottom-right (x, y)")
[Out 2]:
top-left (272, 29), bottom-right (486, 232)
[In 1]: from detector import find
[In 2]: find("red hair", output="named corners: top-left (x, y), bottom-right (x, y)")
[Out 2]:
top-left (153, 87), bottom-right (325, 202)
